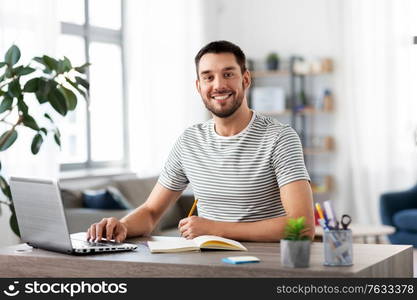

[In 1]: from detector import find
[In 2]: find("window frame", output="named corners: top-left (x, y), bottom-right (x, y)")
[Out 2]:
top-left (59, 0), bottom-right (129, 172)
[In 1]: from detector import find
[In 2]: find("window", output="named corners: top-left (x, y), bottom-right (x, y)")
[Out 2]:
top-left (57, 0), bottom-right (128, 171)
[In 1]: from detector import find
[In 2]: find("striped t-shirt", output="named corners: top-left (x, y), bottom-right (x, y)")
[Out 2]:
top-left (158, 111), bottom-right (310, 222)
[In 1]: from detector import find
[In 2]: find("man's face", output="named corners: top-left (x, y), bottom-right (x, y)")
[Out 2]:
top-left (196, 53), bottom-right (250, 118)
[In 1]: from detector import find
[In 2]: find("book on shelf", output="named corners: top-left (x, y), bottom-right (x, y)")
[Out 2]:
top-left (147, 235), bottom-right (248, 253)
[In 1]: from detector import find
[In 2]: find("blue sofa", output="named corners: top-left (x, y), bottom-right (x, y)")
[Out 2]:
top-left (380, 184), bottom-right (417, 247)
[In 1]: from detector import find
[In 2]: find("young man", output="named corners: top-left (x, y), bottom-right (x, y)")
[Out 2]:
top-left (87, 41), bottom-right (314, 243)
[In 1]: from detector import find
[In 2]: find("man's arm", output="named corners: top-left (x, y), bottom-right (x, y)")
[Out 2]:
top-left (87, 183), bottom-right (182, 242)
top-left (178, 180), bottom-right (315, 242)
top-left (121, 183), bottom-right (183, 237)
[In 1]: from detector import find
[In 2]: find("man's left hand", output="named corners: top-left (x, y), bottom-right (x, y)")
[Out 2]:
top-left (178, 216), bottom-right (217, 239)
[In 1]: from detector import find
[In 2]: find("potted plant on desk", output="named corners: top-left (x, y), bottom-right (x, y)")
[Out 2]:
top-left (280, 216), bottom-right (311, 268)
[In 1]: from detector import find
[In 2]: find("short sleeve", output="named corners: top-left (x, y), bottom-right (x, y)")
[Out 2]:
top-left (158, 134), bottom-right (189, 191)
top-left (271, 126), bottom-right (310, 188)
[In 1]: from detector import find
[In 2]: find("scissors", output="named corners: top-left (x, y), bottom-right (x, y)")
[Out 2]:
top-left (340, 214), bottom-right (352, 230)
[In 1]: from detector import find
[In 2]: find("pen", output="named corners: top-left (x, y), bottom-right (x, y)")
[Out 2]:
top-left (323, 200), bottom-right (336, 228)
top-left (315, 203), bottom-right (325, 220)
top-left (188, 198), bottom-right (198, 217)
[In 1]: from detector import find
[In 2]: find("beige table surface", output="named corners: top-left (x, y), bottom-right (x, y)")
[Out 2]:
top-left (0, 236), bottom-right (412, 278)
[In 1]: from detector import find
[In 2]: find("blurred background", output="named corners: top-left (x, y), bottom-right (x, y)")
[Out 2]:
top-left (1, 0), bottom-right (417, 251)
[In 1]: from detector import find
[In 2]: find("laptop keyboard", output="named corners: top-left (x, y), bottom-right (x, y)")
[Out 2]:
top-left (73, 240), bottom-right (120, 249)
top-left (82, 241), bottom-right (113, 247)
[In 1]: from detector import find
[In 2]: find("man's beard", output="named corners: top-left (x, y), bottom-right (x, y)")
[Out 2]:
top-left (202, 90), bottom-right (244, 118)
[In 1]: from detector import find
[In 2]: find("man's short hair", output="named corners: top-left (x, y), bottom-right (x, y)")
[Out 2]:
top-left (194, 40), bottom-right (247, 77)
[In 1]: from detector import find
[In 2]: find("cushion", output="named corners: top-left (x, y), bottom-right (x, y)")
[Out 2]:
top-left (82, 187), bottom-right (133, 210)
top-left (393, 209), bottom-right (417, 232)
top-left (61, 189), bottom-right (83, 208)
top-left (113, 177), bottom-right (158, 207)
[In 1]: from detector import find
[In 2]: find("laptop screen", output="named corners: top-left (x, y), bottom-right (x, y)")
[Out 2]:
top-left (9, 177), bottom-right (73, 254)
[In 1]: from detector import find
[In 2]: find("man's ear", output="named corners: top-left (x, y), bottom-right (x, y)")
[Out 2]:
top-left (196, 79), bottom-right (201, 93)
top-left (243, 70), bottom-right (251, 90)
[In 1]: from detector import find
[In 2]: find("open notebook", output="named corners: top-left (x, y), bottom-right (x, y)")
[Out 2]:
top-left (147, 235), bottom-right (247, 253)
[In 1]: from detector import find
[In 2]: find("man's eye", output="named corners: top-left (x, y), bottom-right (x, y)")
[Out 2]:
top-left (203, 76), bottom-right (213, 81)
top-left (224, 72), bottom-right (234, 78)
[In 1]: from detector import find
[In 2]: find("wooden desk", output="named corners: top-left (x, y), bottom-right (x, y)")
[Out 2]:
top-left (0, 236), bottom-right (412, 278)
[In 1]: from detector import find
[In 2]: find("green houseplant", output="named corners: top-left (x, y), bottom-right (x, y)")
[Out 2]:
top-left (266, 52), bottom-right (280, 70)
top-left (0, 45), bottom-right (90, 236)
top-left (280, 216), bottom-right (311, 268)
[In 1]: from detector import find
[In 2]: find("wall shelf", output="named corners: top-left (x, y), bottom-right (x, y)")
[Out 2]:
top-left (249, 57), bottom-right (335, 203)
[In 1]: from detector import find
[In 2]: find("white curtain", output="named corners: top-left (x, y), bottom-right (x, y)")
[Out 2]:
top-left (0, 0), bottom-right (59, 245)
top-left (334, 0), bottom-right (417, 224)
top-left (125, 0), bottom-right (208, 177)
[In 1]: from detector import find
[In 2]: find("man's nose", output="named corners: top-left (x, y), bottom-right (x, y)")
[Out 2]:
top-left (212, 76), bottom-right (227, 90)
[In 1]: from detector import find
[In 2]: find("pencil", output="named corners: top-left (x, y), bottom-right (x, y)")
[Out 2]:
top-left (315, 203), bottom-right (325, 220)
top-left (188, 198), bottom-right (198, 217)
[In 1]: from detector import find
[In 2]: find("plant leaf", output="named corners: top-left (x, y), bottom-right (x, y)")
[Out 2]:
top-left (42, 55), bottom-right (58, 71)
top-left (0, 175), bottom-right (12, 199)
top-left (0, 130), bottom-right (18, 151)
top-left (8, 79), bottom-right (21, 98)
top-left (74, 62), bottom-right (91, 74)
top-left (33, 57), bottom-right (43, 64)
top-left (283, 217), bottom-right (308, 240)
top-left (48, 88), bottom-right (67, 116)
top-left (33, 56), bottom-right (52, 74)
top-left (9, 204), bottom-right (20, 237)
top-left (14, 66), bottom-right (35, 76)
top-left (58, 85), bottom-right (77, 111)
top-left (66, 77), bottom-right (88, 100)
top-left (31, 133), bottom-right (43, 154)
top-left (44, 113), bottom-right (54, 123)
top-left (39, 128), bottom-right (48, 136)
top-left (23, 77), bottom-right (39, 92)
top-left (17, 97), bottom-right (29, 115)
top-left (4, 45), bottom-right (20, 66)
top-left (63, 56), bottom-right (72, 71)
top-left (35, 78), bottom-right (56, 104)
top-left (22, 114), bottom-right (40, 131)
top-left (54, 128), bottom-right (61, 147)
top-left (0, 96), bottom-right (13, 113)
top-left (0, 62), bottom-right (6, 68)
top-left (75, 76), bottom-right (89, 90)
top-left (4, 67), bottom-right (13, 78)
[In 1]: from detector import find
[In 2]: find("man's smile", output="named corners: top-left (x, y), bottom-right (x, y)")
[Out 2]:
top-left (211, 92), bottom-right (233, 102)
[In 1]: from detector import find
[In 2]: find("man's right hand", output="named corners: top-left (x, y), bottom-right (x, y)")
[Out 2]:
top-left (86, 217), bottom-right (127, 243)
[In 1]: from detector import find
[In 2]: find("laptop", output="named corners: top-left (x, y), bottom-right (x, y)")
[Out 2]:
top-left (9, 176), bottom-right (138, 255)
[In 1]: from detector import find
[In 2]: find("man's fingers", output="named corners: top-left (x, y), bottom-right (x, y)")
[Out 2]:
top-left (114, 230), bottom-right (125, 243)
top-left (114, 222), bottom-right (127, 243)
top-left (178, 217), bottom-right (189, 228)
top-left (182, 229), bottom-right (193, 239)
top-left (106, 220), bottom-right (117, 241)
top-left (178, 222), bottom-right (189, 234)
top-left (95, 219), bottom-right (108, 241)
top-left (89, 224), bottom-right (96, 241)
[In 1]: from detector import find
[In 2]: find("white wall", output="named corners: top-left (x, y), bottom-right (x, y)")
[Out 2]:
top-left (201, 0), bottom-right (340, 60)
top-left (125, 0), bottom-right (209, 177)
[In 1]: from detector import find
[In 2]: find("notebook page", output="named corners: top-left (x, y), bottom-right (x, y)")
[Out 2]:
top-left (193, 235), bottom-right (247, 250)
top-left (147, 238), bottom-right (198, 253)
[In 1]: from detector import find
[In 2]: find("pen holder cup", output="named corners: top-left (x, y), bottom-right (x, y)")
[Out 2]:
top-left (323, 229), bottom-right (353, 266)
